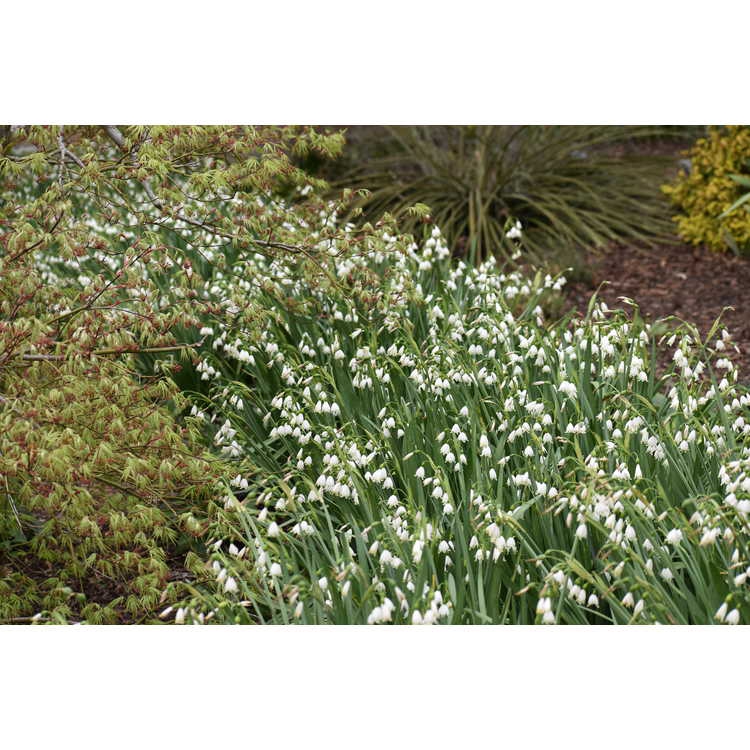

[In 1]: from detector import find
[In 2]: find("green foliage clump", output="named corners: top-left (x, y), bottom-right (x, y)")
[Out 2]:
top-left (663, 126), bottom-right (750, 253)
top-left (165, 221), bottom-right (750, 625)
top-left (326, 125), bottom-right (677, 266)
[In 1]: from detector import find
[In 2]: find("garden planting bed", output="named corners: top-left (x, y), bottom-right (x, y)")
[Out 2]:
top-left (6, 125), bottom-right (750, 626)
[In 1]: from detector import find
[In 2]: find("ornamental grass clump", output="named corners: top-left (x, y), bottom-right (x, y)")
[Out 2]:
top-left (166, 218), bottom-right (750, 625)
top-left (326, 125), bottom-right (677, 265)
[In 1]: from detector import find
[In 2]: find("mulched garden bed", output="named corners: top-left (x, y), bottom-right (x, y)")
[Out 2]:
top-left (564, 242), bottom-right (750, 381)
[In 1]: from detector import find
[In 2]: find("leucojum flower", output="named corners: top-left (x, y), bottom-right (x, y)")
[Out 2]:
top-left (159, 209), bottom-right (750, 625)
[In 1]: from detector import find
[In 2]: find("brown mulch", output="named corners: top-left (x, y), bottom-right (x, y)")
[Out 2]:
top-left (564, 242), bottom-right (750, 381)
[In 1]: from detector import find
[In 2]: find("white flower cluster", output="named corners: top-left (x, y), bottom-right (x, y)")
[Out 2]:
top-left (165, 206), bottom-right (750, 625)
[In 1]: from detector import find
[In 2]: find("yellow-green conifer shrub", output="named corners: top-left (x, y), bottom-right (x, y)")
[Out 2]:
top-left (663, 126), bottom-right (750, 252)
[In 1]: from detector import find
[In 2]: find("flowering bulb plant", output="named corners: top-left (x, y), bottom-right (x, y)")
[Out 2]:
top-left (164, 212), bottom-right (750, 625)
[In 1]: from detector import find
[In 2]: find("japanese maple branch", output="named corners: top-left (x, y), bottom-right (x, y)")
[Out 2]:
top-left (102, 125), bottom-right (315, 257)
